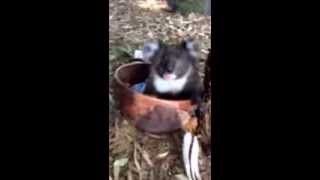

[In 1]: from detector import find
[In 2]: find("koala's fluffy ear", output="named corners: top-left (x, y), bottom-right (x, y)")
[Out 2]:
top-left (181, 39), bottom-right (199, 58)
top-left (142, 40), bottom-right (161, 63)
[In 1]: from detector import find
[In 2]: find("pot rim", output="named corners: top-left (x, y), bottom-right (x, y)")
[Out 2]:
top-left (113, 61), bottom-right (193, 104)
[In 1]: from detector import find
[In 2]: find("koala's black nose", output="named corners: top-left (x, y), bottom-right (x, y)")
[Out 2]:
top-left (166, 64), bottom-right (174, 73)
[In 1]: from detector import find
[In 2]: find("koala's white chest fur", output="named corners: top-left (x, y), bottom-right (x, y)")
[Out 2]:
top-left (153, 68), bottom-right (192, 94)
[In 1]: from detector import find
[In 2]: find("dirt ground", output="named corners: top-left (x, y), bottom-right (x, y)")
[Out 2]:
top-left (109, 0), bottom-right (211, 179)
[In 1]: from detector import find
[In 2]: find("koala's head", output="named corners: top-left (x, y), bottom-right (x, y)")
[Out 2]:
top-left (143, 39), bottom-right (199, 80)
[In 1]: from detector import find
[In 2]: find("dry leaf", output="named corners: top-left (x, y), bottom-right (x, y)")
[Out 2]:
top-left (156, 151), bottom-right (169, 159)
top-left (174, 174), bottom-right (189, 180)
top-left (113, 158), bottom-right (128, 180)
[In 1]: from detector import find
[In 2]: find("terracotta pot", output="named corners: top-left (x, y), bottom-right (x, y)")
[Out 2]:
top-left (112, 61), bottom-right (195, 134)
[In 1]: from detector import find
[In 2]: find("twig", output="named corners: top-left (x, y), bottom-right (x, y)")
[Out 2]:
top-left (149, 169), bottom-right (155, 180)
top-left (133, 142), bottom-right (143, 180)
top-left (127, 169), bottom-right (133, 180)
top-left (135, 143), bottom-right (154, 167)
top-left (145, 132), bottom-right (167, 139)
top-left (134, 142), bottom-right (142, 171)
top-left (114, 118), bottom-right (120, 139)
top-left (142, 150), bottom-right (154, 167)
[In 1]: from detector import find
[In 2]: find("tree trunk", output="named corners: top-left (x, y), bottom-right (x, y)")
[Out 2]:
top-left (203, 49), bottom-right (212, 102)
top-left (204, 0), bottom-right (211, 16)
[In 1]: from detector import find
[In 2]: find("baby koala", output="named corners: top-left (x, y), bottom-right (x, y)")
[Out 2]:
top-left (143, 39), bottom-right (204, 108)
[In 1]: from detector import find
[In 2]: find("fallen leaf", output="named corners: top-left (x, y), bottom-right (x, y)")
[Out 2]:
top-left (174, 174), bottom-right (189, 180)
top-left (113, 158), bottom-right (128, 180)
top-left (156, 151), bottom-right (169, 159)
top-left (114, 158), bottom-right (128, 167)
